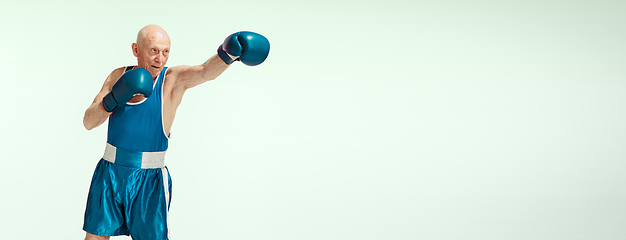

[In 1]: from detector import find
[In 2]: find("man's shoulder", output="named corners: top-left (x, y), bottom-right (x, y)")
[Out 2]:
top-left (108, 66), bottom-right (128, 79)
top-left (163, 65), bottom-right (186, 76)
top-left (162, 66), bottom-right (180, 88)
top-left (163, 65), bottom-right (194, 82)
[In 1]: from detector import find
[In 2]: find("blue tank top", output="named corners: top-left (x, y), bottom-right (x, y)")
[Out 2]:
top-left (107, 66), bottom-right (169, 152)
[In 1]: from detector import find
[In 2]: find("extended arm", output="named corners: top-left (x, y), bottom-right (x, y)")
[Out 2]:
top-left (167, 54), bottom-right (230, 90)
top-left (168, 31), bottom-right (270, 91)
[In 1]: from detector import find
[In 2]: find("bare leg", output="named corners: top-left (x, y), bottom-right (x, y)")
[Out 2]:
top-left (85, 232), bottom-right (110, 240)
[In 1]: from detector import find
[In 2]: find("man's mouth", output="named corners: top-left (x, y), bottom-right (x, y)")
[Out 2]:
top-left (151, 65), bottom-right (161, 69)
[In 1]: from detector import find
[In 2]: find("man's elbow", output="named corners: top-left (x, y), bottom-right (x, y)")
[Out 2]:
top-left (83, 113), bottom-right (99, 131)
top-left (83, 119), bottom-right (94, 131)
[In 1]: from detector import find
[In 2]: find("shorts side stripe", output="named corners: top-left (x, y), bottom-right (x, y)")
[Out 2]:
top-left (161, 167), bottom-right (170, 238)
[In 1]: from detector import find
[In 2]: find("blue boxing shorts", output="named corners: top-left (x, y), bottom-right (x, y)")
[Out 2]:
top-left (84, 143), bottom-right (172, 240)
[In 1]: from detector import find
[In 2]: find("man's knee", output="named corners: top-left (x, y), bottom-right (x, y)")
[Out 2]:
top-left (84, 232), bottom-right (110, 240)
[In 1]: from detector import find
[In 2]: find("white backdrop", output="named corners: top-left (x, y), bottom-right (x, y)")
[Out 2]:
top-left (1, 0), bottom-right (625, 239)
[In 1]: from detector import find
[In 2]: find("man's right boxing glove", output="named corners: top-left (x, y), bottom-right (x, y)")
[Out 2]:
top-left (102, 68), bottom-right (153, 112)
top-left (217, 31), bottom-right (270, 66)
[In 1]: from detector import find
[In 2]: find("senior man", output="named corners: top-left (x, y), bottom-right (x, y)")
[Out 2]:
top-left (82, 24), bottom-right (269, 240)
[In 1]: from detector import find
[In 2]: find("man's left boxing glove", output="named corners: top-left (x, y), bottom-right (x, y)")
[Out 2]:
top-left (102, 68), bottom-right (153, 112)
top-left (218, 31), bottom-right (270, 66)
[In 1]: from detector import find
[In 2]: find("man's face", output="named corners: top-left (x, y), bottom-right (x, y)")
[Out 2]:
top-left (133, 32), bottom-right (170, 78)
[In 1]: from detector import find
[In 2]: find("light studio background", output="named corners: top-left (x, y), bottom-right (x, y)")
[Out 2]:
top-left (1, 0), bottom-right (625, 239)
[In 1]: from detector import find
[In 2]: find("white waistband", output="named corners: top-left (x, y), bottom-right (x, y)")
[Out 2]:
top-left (103, 143), bottom-right (166, 169)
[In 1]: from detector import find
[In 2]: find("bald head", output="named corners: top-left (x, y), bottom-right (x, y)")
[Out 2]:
top-left (136, 24), bottom-right (170, 47)
top-left (132, 24), bottom-right (171, 78)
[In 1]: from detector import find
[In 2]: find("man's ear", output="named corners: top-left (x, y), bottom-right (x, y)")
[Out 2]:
top-left (132, 43), bottom-right (139, 57)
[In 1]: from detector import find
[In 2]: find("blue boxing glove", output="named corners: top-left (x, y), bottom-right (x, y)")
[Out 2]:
top-left (217, 31), bottom-right (270, 66)
top-left (102, 68), bottom-right (153, 112)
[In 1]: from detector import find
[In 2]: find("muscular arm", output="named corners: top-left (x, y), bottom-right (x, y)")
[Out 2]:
top-left (167, 54), bottom-right (230, 91)
top-left (169, 31), bottom-right (269, 89)
top-left (83, 68), bottom-right (124, 130)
